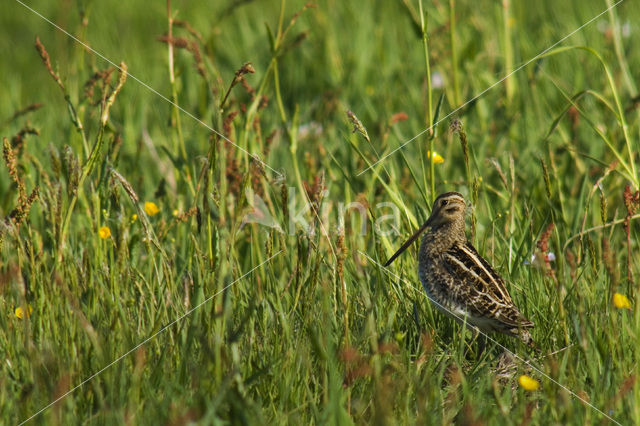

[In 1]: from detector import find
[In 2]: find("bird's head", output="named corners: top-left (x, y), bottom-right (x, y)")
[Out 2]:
top-left (384, 192), bottom-right (467, 267)
top-left (424, 192), bottom-right (466, 228)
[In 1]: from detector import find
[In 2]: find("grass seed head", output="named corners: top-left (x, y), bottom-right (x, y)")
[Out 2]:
top-left (62, 146), bottom-right (80, 196)
top-left (540, 158), bottom-right (552, 199)
top-left (599, 189), bottom-right (607, 224)
top-left (234, 62), bottom-right (255, 83)
top-left (389, 112), bottom-right (409, 124)
top-left (601, 238), bottom-right (618, 286)
top-left (11, 125), bottom-right (39, 155)
top-left (83, 67), bottom-right (116, 105)
top-left (2, 137), bottom-right (24, 202)
top-left (223, 111), bottom-right (239, 138)
top-left (100, 62), bottom-right (127, 125)
top-left (156, 34), bottom-right (189, 49)
top-left (623, 185), bottom-right (639, 216)
top-left (5, 103), bottom-right (43, 124)
top-left (346, 110), bottom-right (370, 143)
top-left (35, 36), bottom-right (65, 91)
top-left (451, 118), bottom-right (469, 175)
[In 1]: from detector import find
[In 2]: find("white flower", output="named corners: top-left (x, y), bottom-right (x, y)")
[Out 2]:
top-left (431, 71), bottom-right (444, 89)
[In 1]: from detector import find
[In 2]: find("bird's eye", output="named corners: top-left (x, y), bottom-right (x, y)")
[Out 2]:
top-left (441, 199), bottom-right (448, 206)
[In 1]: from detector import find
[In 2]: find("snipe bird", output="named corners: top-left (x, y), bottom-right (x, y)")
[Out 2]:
top-left (385, 192), bottom-right (534, 346)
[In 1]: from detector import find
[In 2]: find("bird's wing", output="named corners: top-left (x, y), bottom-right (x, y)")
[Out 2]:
top-left (442, 242), bottom-right (533, 328)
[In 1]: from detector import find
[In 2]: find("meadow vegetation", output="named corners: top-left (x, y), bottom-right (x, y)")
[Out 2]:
top-left (0, 0), bottom-right (638, 423)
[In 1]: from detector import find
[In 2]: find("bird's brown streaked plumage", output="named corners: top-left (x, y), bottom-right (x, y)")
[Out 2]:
top-left (385, 192), bottom-right (534, 345)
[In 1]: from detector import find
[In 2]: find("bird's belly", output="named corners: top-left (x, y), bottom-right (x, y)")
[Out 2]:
top-left (421, 288), bottom-right (498, 331)
top-left (418, 259), bottom-right (495, 331)
top-left (418, 261), bottom-right (459, 316)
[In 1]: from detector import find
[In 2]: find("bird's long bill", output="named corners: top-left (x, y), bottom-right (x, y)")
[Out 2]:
top-left (384, 217), bottom-right (432, 267)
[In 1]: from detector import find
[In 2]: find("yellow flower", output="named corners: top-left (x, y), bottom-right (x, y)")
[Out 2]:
top-left (15, 304), bottom-right (33, 319)
top-left (172, 209), bottom-right (179, 217)
top-left (518, 375), bottom-right (539, 391)
top-left (131, 213), bottom-right (138, 222)
top-left (98, 226), bottom-right (111, 239)
top-left (145, 201), bottom-right (160, 216)
top-left (613, 293), bottom-right (631, 309)
top-left (427, 150), bottom-right (444, 164)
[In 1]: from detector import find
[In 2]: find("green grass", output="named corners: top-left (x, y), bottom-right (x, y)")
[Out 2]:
top-left (1, 0), bottom-right (639, 424)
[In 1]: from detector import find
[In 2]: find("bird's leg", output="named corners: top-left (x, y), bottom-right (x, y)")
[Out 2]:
top-left (476, 332), bottom-right (487, 360)
top-left (462, 326), bottom-right (484, 360)
top-left (412, 302), bottom-right (421, 330)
